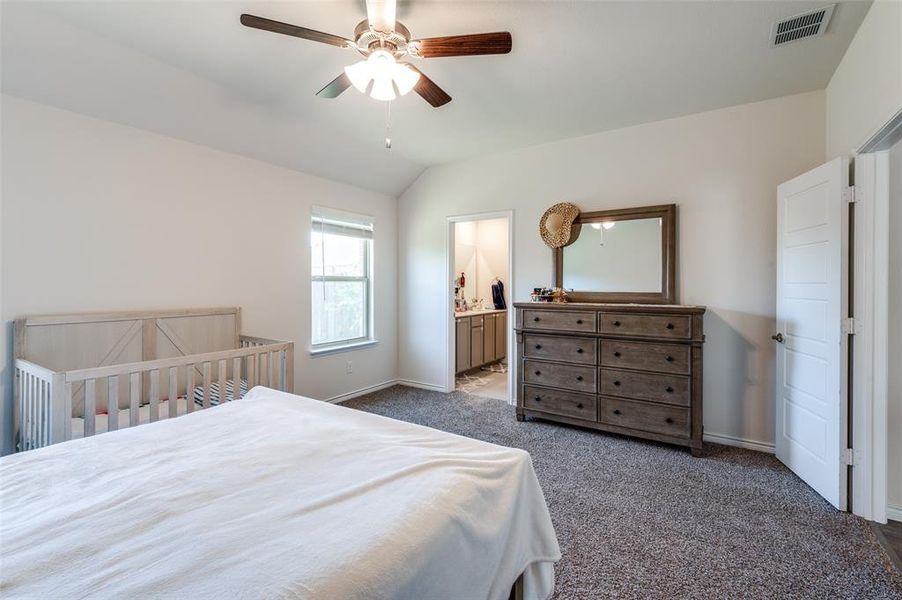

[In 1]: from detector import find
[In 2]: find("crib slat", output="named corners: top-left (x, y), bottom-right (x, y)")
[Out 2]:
top-left (186, 365), bottom-right (195, 414)
top-left (107, 376), bottom-right (119, 432)
top-left (169, 366), bottom-right (179, 419)
top-left (64, 382), bottom-right (74, 441)
top-left (26, 374), bottom-right (33, 449)
top-left (40, 380), bottom-right (48, 447)
top-left (233, 357), bottom-right (241, 400)
top-left (258, 352), bottom-right (268, 387)
top-left (203, 362), bottom-right (212, 409)
top-left (218, 359), bottom-right (227, 405)
top-left (84, 379), bottom-right (96, 437)
top-left (149, 369), bottom-right (160, 422)
top-left (247, 355), bottom-right (256, 389)
top-left (268, 352), bottom-right (275, 390)
top-left (129, 372), bottom-right (140, 426)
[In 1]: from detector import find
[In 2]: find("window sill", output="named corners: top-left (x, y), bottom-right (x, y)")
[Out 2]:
top-left (310, 339), bottom-right (379, 357)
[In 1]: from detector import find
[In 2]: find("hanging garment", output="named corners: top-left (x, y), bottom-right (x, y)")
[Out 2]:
top-left (491, 280), bottom-right (507, 310)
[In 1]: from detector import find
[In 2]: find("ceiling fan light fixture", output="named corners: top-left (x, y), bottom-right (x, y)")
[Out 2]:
top-left (343, 50), bottom-right (420, 101)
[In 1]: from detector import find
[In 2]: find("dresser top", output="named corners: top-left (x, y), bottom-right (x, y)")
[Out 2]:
top-left (513, 302), bottom-right (705, 314)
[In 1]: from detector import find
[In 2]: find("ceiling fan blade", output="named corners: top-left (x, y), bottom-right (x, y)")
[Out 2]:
top-left (240, 14), bottom-right (351, 48)
top-left (412, 32), bottom-right (512, 58)
top-left (365, 0), bottom-right (396, 33)
top-left (406, 65), bottom-right (451, 108)
top-left (316, 73), bottom-right (353, 99)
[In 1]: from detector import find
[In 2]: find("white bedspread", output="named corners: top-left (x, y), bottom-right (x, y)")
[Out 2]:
top-left (0, 387), bottom-right (560, 599)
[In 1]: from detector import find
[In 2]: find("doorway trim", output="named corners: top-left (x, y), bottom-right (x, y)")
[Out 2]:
top-left (851, 109), bottom-right (900, 523)
top-left (445, 210), bottom-right (515, 403)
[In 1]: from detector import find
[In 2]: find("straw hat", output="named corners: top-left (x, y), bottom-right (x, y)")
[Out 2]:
top-left (539, 202), bottom-right (580, 248)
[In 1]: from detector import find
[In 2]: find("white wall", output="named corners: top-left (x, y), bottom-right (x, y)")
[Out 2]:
top-left (0, 95), bottom-right (399, 454)
top-left (889, 141), bottom-right (902, 516)
top-left (398, 91), bottom-right (826, 449)
top-left (825, 0), bottom-right (902, 159)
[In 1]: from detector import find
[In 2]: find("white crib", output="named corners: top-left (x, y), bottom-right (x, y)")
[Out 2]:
top-left (14, 307), bottom-right (294, 451)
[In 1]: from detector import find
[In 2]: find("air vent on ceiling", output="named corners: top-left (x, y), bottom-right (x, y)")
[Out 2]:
top-left (771, 4), bottom-right (835, 46)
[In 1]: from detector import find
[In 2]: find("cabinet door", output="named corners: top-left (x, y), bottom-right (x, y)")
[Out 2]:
top-left (471, 326), bottom-right (484, 367)
top-left (483, 314), bottom-right (496, 363)
top-left (495, 312), bottom-right (507, 361)
top-left (456, 318), bottom-right (471, 373)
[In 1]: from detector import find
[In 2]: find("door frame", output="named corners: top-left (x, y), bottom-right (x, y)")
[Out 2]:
top-left (445, 210), bottom-right (515, 403)
top-left (851, 108), bottom-right (901, 523)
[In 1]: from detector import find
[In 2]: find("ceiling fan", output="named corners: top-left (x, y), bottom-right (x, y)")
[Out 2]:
top-left (240, 0), bottom-right (512, 107)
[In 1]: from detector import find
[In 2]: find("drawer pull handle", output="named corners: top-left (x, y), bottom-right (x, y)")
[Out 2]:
top-left (577, 348), bottom-right (584, 354)
top-left (666, 356), bottom-right (674, 362)
top-left (613, 380), bottom-right (621, 387)
top-left (666, 323), bottom-right (675, 330)
top-left (665, 417), bottom-right (674, 424)
top-left (613, 320), bottom-right (621, 327)
top-left (613, 409), bottom-right (621, 415)
top-left (535, 371), bottom-right (541, 376)
top-left (576, 319), bottom-right (583, 324)
top-left (534, 397), bottom-right (541, 402)
top-left (533, 317), bottom-right (540, 322)
top-left (666, 386), bottom-right (674, 393)
top-left (577, 403), bottom-right (584, 409)
top-left (535, 344), bottom-right (542, 350)
top-left (576, 376), bottom-right (584, 381)
top-left (613, 351), bottom-right (621, 357)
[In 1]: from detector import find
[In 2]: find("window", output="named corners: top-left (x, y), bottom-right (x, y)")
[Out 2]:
top-left (311, 210), bottom-right (374, 352)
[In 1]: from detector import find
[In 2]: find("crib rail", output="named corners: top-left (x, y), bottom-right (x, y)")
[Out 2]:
top-left (15, 338), bottom-right (294, 451)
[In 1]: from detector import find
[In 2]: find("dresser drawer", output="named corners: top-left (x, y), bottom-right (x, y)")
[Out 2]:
top-left (599, 368), bottom-right (690, 406)
top-left (599, 396), bottom-right (690, 439)
top-left (523, 359), bottom-right (596, 393)
top-left (522, 309), bottom-right (596, 333)
top-left (599, 313), bottom-right (691, 339)
top-left (599, 340), bottom-right (690, 375)
top-left (524, 333), bottom-right (596, 365)
top-left (522, 385), bottom-right (597, 420)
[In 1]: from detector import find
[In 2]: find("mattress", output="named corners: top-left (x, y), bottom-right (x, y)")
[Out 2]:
top-left (72, 379), bottom-right (248, 438)
top-left (1, 386), bottom-right (561, 599)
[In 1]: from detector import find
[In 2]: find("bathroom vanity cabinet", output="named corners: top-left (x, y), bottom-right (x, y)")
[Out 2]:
top-left (455, 310), bottom-right (507, 374)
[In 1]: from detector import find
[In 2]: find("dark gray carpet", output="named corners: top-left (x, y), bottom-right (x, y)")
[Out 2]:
top-left (345, 386), bottom-right (902, 599)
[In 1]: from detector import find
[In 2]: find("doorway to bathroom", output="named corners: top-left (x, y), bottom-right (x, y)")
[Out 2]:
top-left (446, 211), bottom-right (513, 403)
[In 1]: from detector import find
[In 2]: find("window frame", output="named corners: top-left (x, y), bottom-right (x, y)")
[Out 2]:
top-left (310, 213), bottom-right (375, 354)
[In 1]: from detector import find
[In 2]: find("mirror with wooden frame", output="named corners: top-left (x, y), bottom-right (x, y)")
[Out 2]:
top-left (553, 204), bottom-right (676, 303)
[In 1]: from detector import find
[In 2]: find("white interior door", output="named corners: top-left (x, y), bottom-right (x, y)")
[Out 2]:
top-left (775, 157), bottom-right (849, 510)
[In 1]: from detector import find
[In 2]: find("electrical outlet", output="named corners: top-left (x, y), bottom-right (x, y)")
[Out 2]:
top-left (346, 361), bottom-right (353, 374)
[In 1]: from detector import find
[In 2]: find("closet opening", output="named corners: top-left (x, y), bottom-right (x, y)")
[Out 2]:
top-left (446, 212), bottom-right (513, 403)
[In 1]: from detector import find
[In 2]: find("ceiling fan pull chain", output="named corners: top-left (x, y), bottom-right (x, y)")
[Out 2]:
top-left (384, 100), bottom-right (392, 149)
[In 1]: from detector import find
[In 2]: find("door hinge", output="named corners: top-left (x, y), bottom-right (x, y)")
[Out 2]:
top-left (842, 317), bottom-right (856, 335)
top-left (843, 186), bottom-right (856, 203)
top-left (842, 448), bottom-right (855, 466)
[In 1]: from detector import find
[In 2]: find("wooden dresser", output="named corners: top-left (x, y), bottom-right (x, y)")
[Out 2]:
top-left (514, 302), bottom-right (706, 455)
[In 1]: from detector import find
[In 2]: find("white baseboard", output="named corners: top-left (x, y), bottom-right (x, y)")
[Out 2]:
top-left (887, 504), bottom-right (902, 523)
top-left (395, 379), bottom-right (448, 393)
top-left (703, 432), bottom-right (775, 454)
top-left (325, 380), bottom-right (399, 404)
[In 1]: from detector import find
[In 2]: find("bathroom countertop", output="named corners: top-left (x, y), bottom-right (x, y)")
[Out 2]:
top-left (454, 308), bottom-right (507, 318)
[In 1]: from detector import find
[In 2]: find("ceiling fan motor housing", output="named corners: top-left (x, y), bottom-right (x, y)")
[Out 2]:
top-left (354, 20), bottom-right (411, 56)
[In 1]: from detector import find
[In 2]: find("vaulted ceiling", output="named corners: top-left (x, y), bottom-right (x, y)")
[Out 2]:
top-left (1, 1), bottom-right (870, 195)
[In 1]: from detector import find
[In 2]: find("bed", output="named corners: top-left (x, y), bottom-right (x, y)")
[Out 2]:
top-left (13, 307), bottom-right (293, 450)
top-left (0, 386), bottom-right (561, 599)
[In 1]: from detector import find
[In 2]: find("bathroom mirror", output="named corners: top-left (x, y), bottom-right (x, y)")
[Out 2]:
top-left (553, 204), bottom-right (676, 303)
